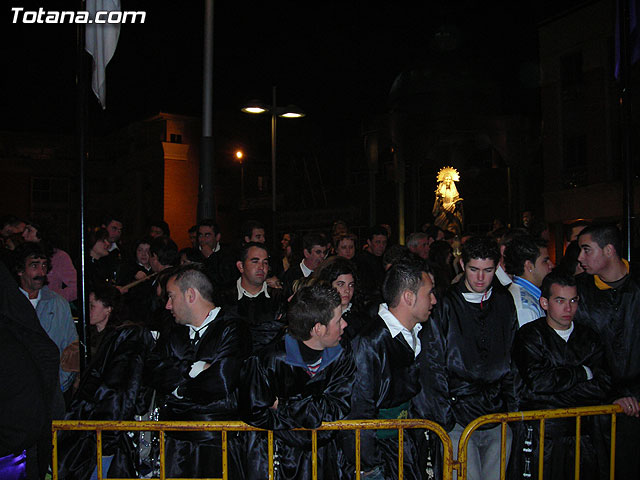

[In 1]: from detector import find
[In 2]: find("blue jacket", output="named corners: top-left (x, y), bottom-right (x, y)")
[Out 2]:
top-left (35, 286), bottom-right (77, 392)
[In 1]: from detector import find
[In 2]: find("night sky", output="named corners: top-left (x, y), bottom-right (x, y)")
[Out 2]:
top-left (2, 1), bottom-right (582, 141)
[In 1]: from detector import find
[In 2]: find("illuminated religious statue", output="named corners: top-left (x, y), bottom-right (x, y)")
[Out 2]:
top-left (432, 166), bottom-right (464, 236)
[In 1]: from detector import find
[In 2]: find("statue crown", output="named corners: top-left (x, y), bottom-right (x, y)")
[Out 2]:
top-left (437, 166), bottom-right (460, 182)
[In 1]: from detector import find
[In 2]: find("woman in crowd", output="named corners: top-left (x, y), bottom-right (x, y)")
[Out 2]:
top-left (312, 256), bottom-right (367, 341)
top-left (428, 239), bottom-right (455, 298)
top-left (57, 285), bottom-right (155, 480)
top-left (85, 228), bottom-right (113, 291)
top-left (334, 233), bottom-right (357, 260)
top-left (279, 232), bottom-right (294, 274)
top-left (117, 237), bottom-right (157, 318)
top-left (556, 240), bottom-right (584, 276)
top-left (120, 237), bottom-right (153, 284)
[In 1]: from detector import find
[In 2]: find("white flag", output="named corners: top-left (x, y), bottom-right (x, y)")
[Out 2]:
top-left (85, 0), bottom-right (121, 109)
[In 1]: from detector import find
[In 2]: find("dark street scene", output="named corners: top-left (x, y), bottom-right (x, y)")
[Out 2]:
top-left (1, 0), bottom-right (640, 478)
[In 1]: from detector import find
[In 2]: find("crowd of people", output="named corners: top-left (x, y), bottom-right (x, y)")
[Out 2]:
top-left (0, 212), bottom-right (638, 480)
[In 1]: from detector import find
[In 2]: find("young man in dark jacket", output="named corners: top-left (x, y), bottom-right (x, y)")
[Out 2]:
top-left (348, 259), bottom-right (437, 479)
top-left (421, 236), bottom-right (518, 480)
top-left (513, 271), bottom-right (611, 480)
top-left (239, 284), bottom-right (355, 479)
top-left (575, 224), bottom-right (640, 478)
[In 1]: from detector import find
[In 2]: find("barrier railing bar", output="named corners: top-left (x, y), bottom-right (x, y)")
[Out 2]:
top-left (52, 430), bottom-right (58, 479)
top-left (500, 421), bottom-right (507, 480)
top-left (222, 429), bottom-right (228, 480)
top-left (442, 426), bottom-right (454, 480)
top-left (610, 413), bottom-right (617, 480)
top-left (268, 430), bottom-right (274, 480)
top-left (574, 416), bottom-right (581, 480)
top-left (457, 425), bottom-right (468, 480)
top-left (355, 428), bottom-right (361, 480)
top-left (159, 429), bottom-right (165, 480)
top-left (538, 418), bottom-right (545, 480)
top-left (398, 427), bottom-right (404, 480)
top-left (96, 429), bottom-right (102, 480)
top-left (312, 429), bottom-right (318, 480)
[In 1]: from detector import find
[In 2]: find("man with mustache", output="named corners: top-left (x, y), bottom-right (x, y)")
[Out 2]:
top-left (14, 242), bottom-right (77, 399)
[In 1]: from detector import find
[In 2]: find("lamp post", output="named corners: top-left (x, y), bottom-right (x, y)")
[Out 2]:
top-left (241, 86), bottom-right (305, 249)
top-left (235, 149), bottom-right (245, 205)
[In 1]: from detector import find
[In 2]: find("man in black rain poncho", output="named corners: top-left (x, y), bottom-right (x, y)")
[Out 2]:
top-left (346, 259), bottom-right (437, 479)
top-left (418, 236), bottom-right (518, 480)
top-left (149, 264), bottom-right (251, 479)
top-left (513, 271), bottom-right (611, 480)
top-left (239, 283), bottom-right (355, 479)
top-left (574, 224), bottom-right (640, 478)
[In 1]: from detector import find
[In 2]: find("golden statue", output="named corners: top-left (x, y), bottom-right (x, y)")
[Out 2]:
top-left (432, 166), bottom-right (464, 236)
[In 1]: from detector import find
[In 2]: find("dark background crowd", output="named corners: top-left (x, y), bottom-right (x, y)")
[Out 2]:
top-left (0, 212), bottom-right (638, 479)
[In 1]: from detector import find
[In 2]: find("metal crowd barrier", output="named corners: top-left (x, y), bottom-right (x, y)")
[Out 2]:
top-left (51, 418), bottom-right (450, 480)
top-left (456, 404), bottom-right (623, 480)
top-left (52, 405), bottom-right (622, 480)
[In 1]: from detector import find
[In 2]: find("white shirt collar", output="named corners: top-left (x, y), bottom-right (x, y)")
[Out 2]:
top-left (495, 265), bottom-right (512, 286)
top-left (189, 307), bottom-right (221, 339)
top-left (461, 286), bottom-right (493, 304)
top-left (553, 322), bottom-right (574, 342)
top-left (300, 260), bottom-right (313, 278)
top-left (378, 303), bottom-right (422, 356)
top-left (108, 242), bottom-right (118, 252)
top-left (19, 287), bottom-right (42, 309)
top-left (198, 243), bottom-right (221, 257)
top-left (236, 277), bottom-right (270, 300)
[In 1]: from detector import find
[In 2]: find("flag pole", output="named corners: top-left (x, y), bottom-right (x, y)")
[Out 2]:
top-left (198, 0), bottom-right (216, 221)
top-left (619, 0), bottom-right (634, 261)
top-left (76, 0), bottom-right (90, 371)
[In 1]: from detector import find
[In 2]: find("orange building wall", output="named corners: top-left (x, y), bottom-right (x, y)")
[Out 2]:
top-left (163, 142), bottom-right (199, 249)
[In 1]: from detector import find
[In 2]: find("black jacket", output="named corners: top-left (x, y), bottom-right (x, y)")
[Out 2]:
top-left (574, 270), bottom-right (640, 399)
top-left (217, 285), bottom-right (287, 353)
top-left (281, 262), bottom-right (306, 299)
top-left (202, 247), bottom-right (239, 291)
top-left (418, 280), bottom-right (519, 431)
top-left (58, 325), bottom-right (155, 480)
top-left (514, 317), bottom-right (611, 411)
top-left (150, 308), bottom-right (251, 429)
top-left (347, 314), bottom-right (424, 479)
top-left (511, 317), bottom-right (610, 480)
top-left (239, 335), bottom-right (355, 480)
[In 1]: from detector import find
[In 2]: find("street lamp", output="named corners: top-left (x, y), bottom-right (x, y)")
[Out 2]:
top-left (241, 86), bottom-right (305, 246)
top-left (235, 150), bottom-right (245, 205)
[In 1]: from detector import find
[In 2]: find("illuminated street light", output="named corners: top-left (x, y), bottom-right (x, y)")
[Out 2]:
top-left (235, 149), bottom-right (245, 203)
top-left (241, 86), bottom-right (305, 246)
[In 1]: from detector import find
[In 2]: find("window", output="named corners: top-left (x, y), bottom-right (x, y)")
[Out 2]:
top-left (561, 52), bottom-right (583, 89)
top-left (562, 135), bottom-right (587, 188)
top-left (31, 177), bottom-right (70, 205)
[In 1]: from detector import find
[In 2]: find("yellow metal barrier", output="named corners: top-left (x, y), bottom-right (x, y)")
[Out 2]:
top-left (456, 404), bottom-right (623, 480)
top-left (52, 405), bottom-right (623, 480)
top-left (51, 418), bottom-right (450, 480)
